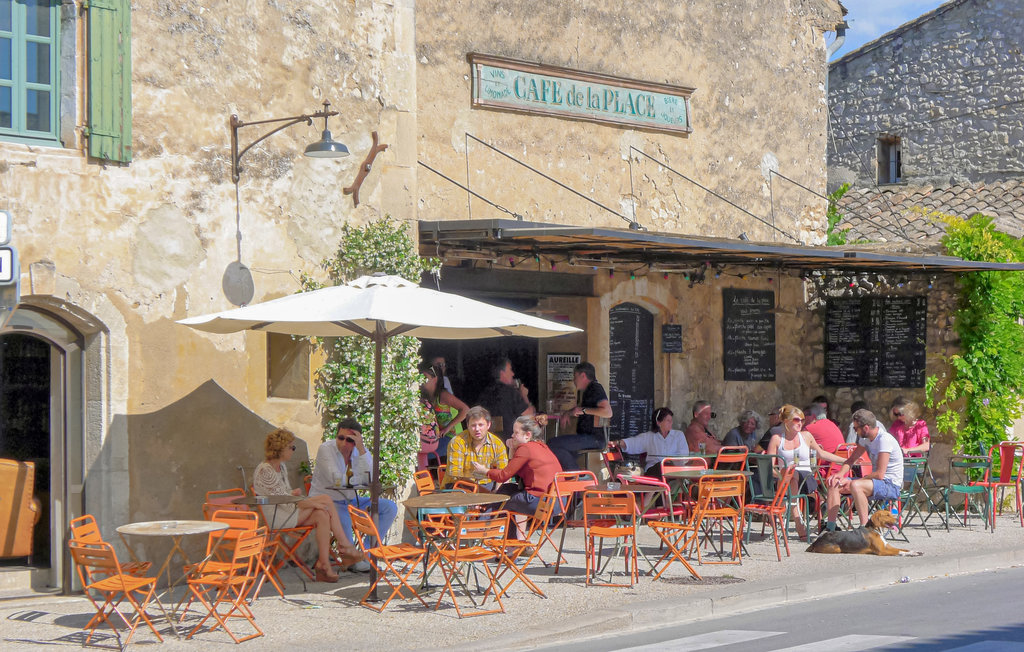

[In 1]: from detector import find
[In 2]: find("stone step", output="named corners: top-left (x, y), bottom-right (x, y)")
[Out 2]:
top-left (0, 566), bottom-right (58, 600)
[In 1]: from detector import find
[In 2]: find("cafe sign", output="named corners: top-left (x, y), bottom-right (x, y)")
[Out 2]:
top-left (469, 53), bottom-right (693, 135)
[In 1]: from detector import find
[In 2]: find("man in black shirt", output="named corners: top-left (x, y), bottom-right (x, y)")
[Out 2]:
top-left (547, 362), bottom-right (613, 471)
top-left (476, 357), bottom-right (536, 441)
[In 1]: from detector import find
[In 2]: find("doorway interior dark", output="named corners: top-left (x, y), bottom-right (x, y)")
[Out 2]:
top-left (0, 334), bottom-right (52, 567)
top-left (421, 336), bottom-right (539, 408)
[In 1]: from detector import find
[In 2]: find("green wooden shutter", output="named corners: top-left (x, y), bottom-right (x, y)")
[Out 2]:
top-left (87, 0), bottom-right (131, 162)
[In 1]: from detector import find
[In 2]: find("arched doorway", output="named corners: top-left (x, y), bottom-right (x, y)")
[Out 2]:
top-left (0, 305), bottom-right (86, 590)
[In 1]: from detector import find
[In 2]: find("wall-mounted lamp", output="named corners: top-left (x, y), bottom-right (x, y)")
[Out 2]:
top-left (229, 99), bottom-right (349, 184)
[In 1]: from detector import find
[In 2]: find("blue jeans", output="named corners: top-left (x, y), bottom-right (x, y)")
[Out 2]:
top-left (332, 495), bottom-right (398, 546)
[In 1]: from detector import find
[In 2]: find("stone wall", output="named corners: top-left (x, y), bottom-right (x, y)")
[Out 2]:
top-left (828, 0), bottom-right (1024, 189)
top-left (417, 0), bottom-right (842, 244)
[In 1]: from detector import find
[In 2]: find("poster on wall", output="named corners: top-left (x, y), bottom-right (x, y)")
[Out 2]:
top-left (546, 353), bottom-right (581, 413)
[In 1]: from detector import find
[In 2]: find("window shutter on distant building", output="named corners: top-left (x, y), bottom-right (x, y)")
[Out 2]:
top-left (87, 0), bottom-right (131, 163)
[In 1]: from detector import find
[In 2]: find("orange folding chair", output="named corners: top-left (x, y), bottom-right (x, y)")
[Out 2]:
top-left (451, 479), bottom-right (482, 493)
top-left (414, 469), bottom-right (437, 495)
top-left (434, 511), bottom-right (511, 618)
top-left (714, 446), bottom-right (749, 471)
top-left (582, 490), bottom-right (638, 587)
top-left (348, 506), bottom-right (428, 612)
top-left (617, 474), bottom-right (686, 523)
top-left (743, 464), bottom-right (796, 561)
top-left (662, 456), bottom-right (708, 515)
top-left (249, 486), bottom-right (315, 581)
top-left (551, 470), bottom-right (599, 573)
top-left (694, 473), bottom-right (746, 565)
top-left (69, 514), bottom-right (152, 578)
top-left (184, 528), bottom-right (265, 643)
top-left (490, 490), bottom-right (562, 599)
top-left (69, 540), bottom-right (168, 649)
top-left (648, 493), bottom-right (704, 581)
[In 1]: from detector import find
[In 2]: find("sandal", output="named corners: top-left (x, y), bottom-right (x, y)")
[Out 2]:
top-left (314, 562), bottom-right (340, 583)
top-left (338, 548), bottom-right (365, 568)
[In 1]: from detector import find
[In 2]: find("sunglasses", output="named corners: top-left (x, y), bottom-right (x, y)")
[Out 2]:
top-left (340, 436), bottom-right (357, 444)
top-left (790, 417), bottom-right (804, 423)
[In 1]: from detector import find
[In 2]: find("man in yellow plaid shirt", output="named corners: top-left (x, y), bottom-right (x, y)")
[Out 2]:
top-left (442, 406), bottom-right (508, 489)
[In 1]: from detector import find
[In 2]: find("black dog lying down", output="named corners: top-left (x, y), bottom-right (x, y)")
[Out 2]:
top-left (807, 510), bottom-right (923, 556)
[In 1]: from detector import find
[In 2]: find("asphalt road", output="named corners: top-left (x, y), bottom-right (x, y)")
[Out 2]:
top-left (529, 565), bottom-right (1024, 652)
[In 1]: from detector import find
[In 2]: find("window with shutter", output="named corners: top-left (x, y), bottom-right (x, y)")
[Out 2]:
top-left (0, 0), bottom-right (60, 144)
top-left (86, 0), bottom-right (131, 163)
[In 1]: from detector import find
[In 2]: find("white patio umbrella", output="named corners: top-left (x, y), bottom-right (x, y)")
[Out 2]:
top-left (178, 273), bottom-right (581, 527)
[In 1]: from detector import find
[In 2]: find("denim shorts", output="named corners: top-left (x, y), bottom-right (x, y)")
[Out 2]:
top-left (870, 479), bottom-right (899, 501)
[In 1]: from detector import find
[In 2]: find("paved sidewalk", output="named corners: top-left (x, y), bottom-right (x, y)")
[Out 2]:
top-left (2, 514), bottom-right (1022, 651)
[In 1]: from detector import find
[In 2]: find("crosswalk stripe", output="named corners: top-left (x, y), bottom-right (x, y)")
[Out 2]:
top-left (941, 644), bottom-right (1024, 652)
top-left (616, 629), bottom-right (785, 651)
top-left (770, 634), bottom-right (916, 651)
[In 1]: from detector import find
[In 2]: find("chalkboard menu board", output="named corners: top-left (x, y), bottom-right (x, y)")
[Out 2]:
top-left (722, 289), bottom-right (776, 381)
top-left (608, 303), bottom-right (655, 439)
top-left (824, 296), bottom-right (927, 387)
top-left (662, 324), bottom-right (683, 353)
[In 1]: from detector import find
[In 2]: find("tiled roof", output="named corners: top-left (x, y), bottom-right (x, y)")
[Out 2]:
top-left (836, 179), bottom-right (1024, 249)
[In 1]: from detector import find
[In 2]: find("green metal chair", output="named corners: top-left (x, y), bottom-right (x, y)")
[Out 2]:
top-left (943, 454), bottom-right (992, 531)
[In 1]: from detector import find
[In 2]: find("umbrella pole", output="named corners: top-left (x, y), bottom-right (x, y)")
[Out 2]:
top-left (368, 324), bottom-right (385, 600)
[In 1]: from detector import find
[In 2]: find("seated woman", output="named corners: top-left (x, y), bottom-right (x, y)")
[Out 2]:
top-left (417, 361), bottom-right (469, 470)
top-left (723, 410), bottom-right (763, 451)
top-left (441, 406), bottom-right (508, 490)
top-left (253, 428), bottom-right (363, 583)
top-left (472, 416), bottom-right (562, 538)
top-left (766, 405), bottom-right (847, 540)
top-left (889, 397), bottom-right (930, 458)
top-left (610, 407), bottom-right (689, 479)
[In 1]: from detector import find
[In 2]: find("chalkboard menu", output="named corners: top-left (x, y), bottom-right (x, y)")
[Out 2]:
top-left (824, 296), bottom-right (927, 387)
top-left (722, 289), bottom-right (776, 381)
top-left (662, 324), bottom-right (683, 353)
top-left (608, 303), bottom-right (655, 439)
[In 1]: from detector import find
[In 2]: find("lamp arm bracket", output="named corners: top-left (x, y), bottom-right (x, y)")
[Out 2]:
top-left (230, 109), bottom-right (339, 184)
top-left (343, 131), bottom-right (388, 207)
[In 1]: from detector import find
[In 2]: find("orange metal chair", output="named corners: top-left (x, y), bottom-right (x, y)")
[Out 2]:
top-left (69, 514), bottom-right (152, 578)
top-left (184, 527), bottom-right (265, 643)
top-left (451, 479), bottom-right (482, 493)
top-left (582, 490), bottom-right (638, 587)
top-left (434, 511), bottom-right (511, 617)
top-left (551, 470), bottom-right (599, 573)
top-left (249, 486), bottom-right (315, 581)
top-left (648, 494), bottom-right (705, 581)
top-left (69, 540), bottom-right (167, 649)
top-left (975, 441), bottom-right (1024, 529)
top-left (713, 446), bottom-right (749, 471)
top-left (661, 456), bottom-right (709, 517)
top-left (414, 469), bottom-right (437, 495)
top-left (617, 473), bottom-right (686, 523)
top-left (348, 506), bottom-right (428, 612)
top-left (743, 464), bottom-right (796, 561)
top-left (490, 490), bottom-right (562, 598)
top-left (694, 473), bottom-right (747, 565)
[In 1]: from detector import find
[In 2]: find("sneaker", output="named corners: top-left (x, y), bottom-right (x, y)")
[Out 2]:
top-left (349, 560), bottom-right (372, 573)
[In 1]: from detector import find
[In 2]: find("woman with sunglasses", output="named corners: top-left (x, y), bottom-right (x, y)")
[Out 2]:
top-left (254, 427), bottom-right (363, 583)
top-left (766, 405), bottom-right (846, 540)
top-left (889, 397), bottom-right (930, 457)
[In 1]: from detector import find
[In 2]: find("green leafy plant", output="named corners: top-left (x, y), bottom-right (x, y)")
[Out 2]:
top-left (301, 216), bottom-right (441, 487)
top-left (926, 213), bottom-right (1024, 454)
top-left (826, 183), bottom-right (851, 246)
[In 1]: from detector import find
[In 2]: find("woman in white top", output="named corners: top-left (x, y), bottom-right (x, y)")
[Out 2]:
top-left (611, 407), bottom-right (689, 479)
top-left (767, 405), bottom-right (846, 540)
top-left (253, 428), bottom-right (362, 583)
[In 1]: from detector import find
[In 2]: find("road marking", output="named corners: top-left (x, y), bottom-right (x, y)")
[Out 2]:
top-left (770, 634), bottom-right (916, 651)
top-left (616, 629), bottom-right (784, 651)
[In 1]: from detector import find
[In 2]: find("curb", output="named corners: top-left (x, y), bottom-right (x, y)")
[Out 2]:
top-left (441, 547), bottom-right (1024, 651)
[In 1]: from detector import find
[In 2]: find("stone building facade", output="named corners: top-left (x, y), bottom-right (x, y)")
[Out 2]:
top-left (0, 0), bottom-right (853, 589)
top-left (828, 0), bottom-right (1024, 190)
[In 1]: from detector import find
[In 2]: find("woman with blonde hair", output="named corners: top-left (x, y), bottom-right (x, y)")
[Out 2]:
top-left (890, 397), bottom-right (930, 458)
top-left (253, 427), bottom-right (363, 583)
top-left (767, 405), bottom-right (846, 539)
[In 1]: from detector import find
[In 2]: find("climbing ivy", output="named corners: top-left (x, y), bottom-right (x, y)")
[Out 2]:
top-left (301, 216), bottom-right (441, 486)
top-left (925, 213), bottom-right (1024, 454)
top-left (826, 183), bottom-right (852, 246)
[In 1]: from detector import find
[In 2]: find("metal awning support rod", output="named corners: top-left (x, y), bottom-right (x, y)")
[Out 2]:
top-left (630, 146), bottom-right (801, 243)
top-left (768, 169), bottom-right (912, 244)
top-left (418, 160), bottom-right (526, 221)
top-left (466, 133), bottom-right (642, 230)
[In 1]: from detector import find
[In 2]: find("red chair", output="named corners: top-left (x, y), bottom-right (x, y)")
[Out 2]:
top-left (744, 465), bottom-right (797, 561)
top-left (551, 470), bottom-right (599, 573)
top-left (616, 474), bottom-right (686, 523)
top-left (974, 441), bottom-right (1024, 529)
